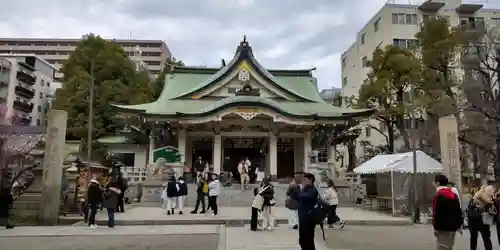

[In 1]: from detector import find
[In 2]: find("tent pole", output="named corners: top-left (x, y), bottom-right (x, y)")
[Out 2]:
top-left (391, 170), bottom-right (395, 216)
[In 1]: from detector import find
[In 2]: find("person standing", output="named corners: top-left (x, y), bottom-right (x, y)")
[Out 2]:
top-left (194, 156), bottom-right (205, 178)
top-left (116, 173), bottom-right (128, 213)
top-left (293, 173), bottom-right (319, 250)
top-left (207, 174), bottom-right (220, 216)
top-left (238, 159), bottom-right (250, 191)
top-left (165, 176), bottom-right (179, 215)
top-left (260, 177), bottom-right (275, 231)
top-left (432, 174), bottom-right (463, 250)
top-left (494, 191), bottom-right (500, 246)
top-left (467, 185), bottom-right (495, 250)
top-left (250, 186), bottom-right (261, 231)
top-left (285, 176), bottom-right (299, 230)
top-left (177, 176), bottom-right (188, 214)
top-left (191, 175), bottom-right (207, 214)
top-left (87, 178), bottom-right (103, 228)
top-left (0, 187), bottom-right (14, 229)
top-left (102, 181), bottom-right (121, 228)
top-left (323, 180), bottom-right (345, 229)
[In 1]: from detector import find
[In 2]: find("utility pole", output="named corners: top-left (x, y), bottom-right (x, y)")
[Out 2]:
top-left (87, 60), bottom-right (95, 162)
top-left (410, 83), bottom-right (419, 223)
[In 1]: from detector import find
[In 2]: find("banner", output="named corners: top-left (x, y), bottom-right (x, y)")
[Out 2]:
top-left (438, 115), bottom-right (462, 192)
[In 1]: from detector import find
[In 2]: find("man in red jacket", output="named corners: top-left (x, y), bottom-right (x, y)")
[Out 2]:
top-left (432, 174), bottom-right (462, 250)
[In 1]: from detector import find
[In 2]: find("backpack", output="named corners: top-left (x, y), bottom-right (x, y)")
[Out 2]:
top-left (202, 183), bottom-right (209, 194)
top-left (310, 197), bottom-right (328, 240)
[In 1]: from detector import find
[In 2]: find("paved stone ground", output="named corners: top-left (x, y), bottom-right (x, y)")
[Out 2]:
top-left (224, 226), bottom-right (330, 250)
top-left (0, 235), bottom-right (219, 250)
top-left (62, 206), bottom-right (410, 226)
top-left (320, 225), bottom-right (499, 250)
top-left (0, 225), bottom-right (219, 250)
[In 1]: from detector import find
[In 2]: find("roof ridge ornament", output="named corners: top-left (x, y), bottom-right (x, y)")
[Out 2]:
top-left (235, 84), bottom-right (260, 96)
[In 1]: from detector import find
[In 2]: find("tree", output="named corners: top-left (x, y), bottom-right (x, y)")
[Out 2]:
top-left (458, 27), bottom-right (500, 181)
top-left (152, 58), bottom-right (185, 99)
top-left (0, 106), bottom-right (44, 199)
top-left (415, 18), bottom-right (469, 171)
top-left (52, 34), bottom-right (154, 144)
top-left (358, 45), bottom-right (421, 152)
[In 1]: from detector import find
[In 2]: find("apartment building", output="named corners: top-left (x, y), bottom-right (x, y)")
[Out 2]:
top-left (340, 0), bottom-right (499, 163)
top-left (0, 54), bottom-right (57, 126)
top-left (0, 38), bottom-right (171, 80)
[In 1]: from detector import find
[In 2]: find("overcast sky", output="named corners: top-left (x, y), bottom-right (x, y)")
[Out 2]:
top-left (0, 0), bottom-right (433, 90)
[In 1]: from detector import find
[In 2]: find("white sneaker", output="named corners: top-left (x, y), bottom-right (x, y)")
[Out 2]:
top-left (89, 225), bottom-right (98, 229)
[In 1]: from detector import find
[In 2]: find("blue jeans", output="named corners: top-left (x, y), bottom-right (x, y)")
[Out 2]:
top-left (107, 208), bottom-right (115, 227)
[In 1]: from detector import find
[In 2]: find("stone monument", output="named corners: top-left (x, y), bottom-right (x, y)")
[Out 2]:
top-left (39, 110), bottom-right (67, 225)
top-left (140, 157), bottom-right (183, 204)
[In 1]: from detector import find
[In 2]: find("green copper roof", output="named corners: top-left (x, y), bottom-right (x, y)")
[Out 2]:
top-left (112, 38), bottom-right (374, 120)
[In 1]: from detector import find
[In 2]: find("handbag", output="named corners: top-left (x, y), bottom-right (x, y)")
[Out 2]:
top-left (482, 212), bottom-right (493, 225)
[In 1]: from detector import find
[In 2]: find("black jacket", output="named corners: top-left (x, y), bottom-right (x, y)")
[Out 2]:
top-left (196, 180), bottom-right (205, 195)
top-left (433, 187), bottom-right (462, 231)
top-left (261, 184), bottom-right (275, 206)
top-left (87, 183), bottom-right (103, 205)
top-left (285, 184), bottom-right (300, 210)
top-left (166, 181), bottom-right (178, 198)
top-left (178, 181), bottom-right (188, 196)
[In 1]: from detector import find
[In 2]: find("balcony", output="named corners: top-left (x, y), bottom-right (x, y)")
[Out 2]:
top-left (13, 100), bottom-right (34, 113)
top-left (456, 2), bottom-right (483, 14)
top-left (419, 0), bottom-right (445, 12)
top-left (15, 85), bottom-right (35, 99)
top-left (460, 21), bottom-right (486, 35)
top-left (17, 61), bottom-right (35, 72)
top-left (16, 71), bottom-right (35, 85)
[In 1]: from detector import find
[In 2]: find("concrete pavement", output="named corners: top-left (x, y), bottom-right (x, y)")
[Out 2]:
top-left (60, 206), bottom-right (411, 226)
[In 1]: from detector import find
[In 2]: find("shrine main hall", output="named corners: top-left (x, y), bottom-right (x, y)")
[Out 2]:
top-left (113, 38), bottom-right (371, 179)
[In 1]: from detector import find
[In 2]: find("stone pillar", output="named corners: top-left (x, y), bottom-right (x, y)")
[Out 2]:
top-left (213, 134), bottom-right (222, 174)
top-left (186, 136), bottom-right (193, 171)
top-left (177, 129), bottom-right (187, 177)
top-left (148, 131), bottom-right (155, 165)
top-left (294, 138), bottom-right (302, 173)
top-left (303, 131), bottom-right (312, 173)
top-left (269, 133), bottom-right (277, 180)
top-left (328, 144), bottom-right (337, 179)
top-left (39, 110), bottom-right (67, 225)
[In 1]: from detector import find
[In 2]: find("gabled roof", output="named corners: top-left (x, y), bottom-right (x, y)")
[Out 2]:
top-left (111, 37), bottom-right (374, 120)
top-left (167, 37), bottom-right (321, 102)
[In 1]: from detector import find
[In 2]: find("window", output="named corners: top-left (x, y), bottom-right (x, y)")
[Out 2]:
top-left (392, 13), bottom-right (417, 25)
top-left (342, 77), bottom-right (347, 87)
top-left (374, 18), bottom-right (380, 32)
top-left (114, 153), bottom-right (136, 166)
top-left (41, 80), bottom-right (44, 86)
top-left (492, 18), bottom-right (500, 27)
top-left (37, 106), bottom-right (41, 112)
top-left (365, 127), bottom-right (371, 137)
top-left (36, 119), bottom-right (40, 126)
top-left (393, 39), bottom-right (418, 49)
top-left (342, 57), bottom-right (346, 68)
top-left (362, 56), bottom-right (368, 67)
top-left (361, 33), bottom-right (366, 45)
top-left (40, 93), bottom-right (43, 99)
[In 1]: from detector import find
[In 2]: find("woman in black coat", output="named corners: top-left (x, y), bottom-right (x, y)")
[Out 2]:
top-left (260, 178), bottom-right (275, 231)
top-left (0, 187), bottom-right (14, 229)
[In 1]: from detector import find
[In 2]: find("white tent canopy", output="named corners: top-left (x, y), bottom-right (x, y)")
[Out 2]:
top-left (354, 150), bottom-right (442, 174)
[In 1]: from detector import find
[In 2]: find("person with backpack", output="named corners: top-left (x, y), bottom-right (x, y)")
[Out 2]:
top-left (165, 176), bottom-right (179, 215)
top-left (293, 173), bottom-right (320, 250)
top-left (467, 185), bottom-right (495, 250)
top-left (191, 175), bottom-right (207, 214)
top-left (102, 180), bottom-right (122, 228)
top-left (432, 174), bottom-right (463, 250)
top-left (177, 176), bottom-right (188, 215)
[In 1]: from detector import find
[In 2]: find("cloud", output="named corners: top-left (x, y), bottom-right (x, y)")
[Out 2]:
top-left (0, 0), bottom-right (400, 90)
